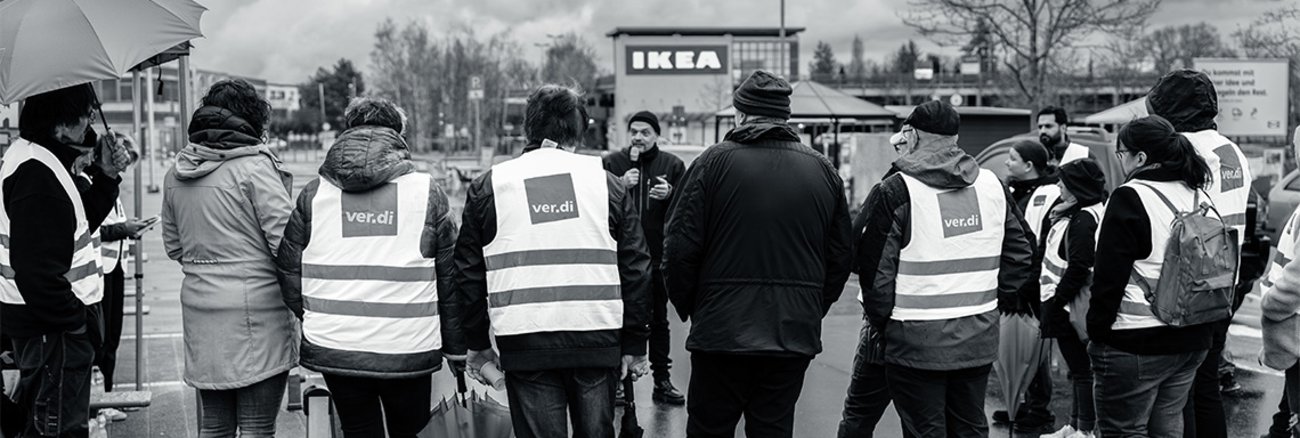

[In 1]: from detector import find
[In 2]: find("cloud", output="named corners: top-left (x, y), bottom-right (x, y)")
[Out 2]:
top-left (188, 0), bottom-right (1285, 83)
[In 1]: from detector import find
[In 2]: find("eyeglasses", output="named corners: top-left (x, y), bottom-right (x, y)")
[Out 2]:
top-left (1114, 148), bottom-right (1132, 159)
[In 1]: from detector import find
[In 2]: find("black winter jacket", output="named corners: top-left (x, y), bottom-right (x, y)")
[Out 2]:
top-left (1087, 166), bottom-right (1214, 354)
top-left (856, 136), bottom-right (1035, 370)
top-left (453, 146), bottom-right (652, 371)
top-left (602, 145), bottom-right (686, 262)
top-left (663, 122), bottom-right (853, 357)
top-left (275, 126), bottom-right (462, 378)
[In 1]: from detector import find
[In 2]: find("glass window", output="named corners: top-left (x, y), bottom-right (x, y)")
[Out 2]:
top-left (1286, 174), bottom-right (1300, 191)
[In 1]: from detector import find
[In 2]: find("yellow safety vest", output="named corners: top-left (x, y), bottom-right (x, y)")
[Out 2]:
top-left (300, 173), bottom-right (441, 355)
top-left (1023, 183), bottom-right (1060, 241)
top-left (100, 198), bottom-right (126, 273)
top-left (1186, 131), bottom-right (1251, 244)
top-left (0, 139), bottom-right (102, 305)
top-left (483, 148), bottom-right (622, 336)
top-left (1058, 143), bottom-right (1089, 166)
top-left (1111, 181), bottom-right (1196, 330)
top-left (1260, 205), bottom-right (1300, 306)
top-left (892, 169), bottom-right (1006, 321)
top-left (1040, 203), bottom-right (1104, 302)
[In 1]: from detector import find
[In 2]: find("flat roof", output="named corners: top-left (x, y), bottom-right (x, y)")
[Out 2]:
top-left (606, 27), bottom-right (806, 38)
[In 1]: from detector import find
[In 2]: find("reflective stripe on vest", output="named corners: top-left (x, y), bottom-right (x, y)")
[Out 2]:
top-left (1059, 143), bottom-right (1089, 166)
top-left (0, 139), bottom-right (102, 305)
top-left (483, 148), bottom-right (622, 336)
top-left (892, 169), bottom-right (1006, 321)
top-left (1111, 181), bottom-right (1196, 330)
top-left (301, 173), bottom-right (441, 355)
top-left (101, 198), bottom-right (126, 273)
top-left (1040, 204), bottom-right (1104, 302)
top-left (1023, 184), bottom-right (1060, 241)
top-left (1260, 206), bottom-right (1300, 308)
top-left (1185, 131), bottom-right (1250, 249)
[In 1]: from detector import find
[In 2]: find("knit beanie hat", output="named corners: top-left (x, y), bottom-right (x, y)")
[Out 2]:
top-left (904, 100), bottom-right (960, 136)
top-left (1010, 139), bottom-right (1051, 173)
top-left (628, 111), bottom-right (661, 135)
top-left (1059, 158), bottom-right (1108, 206)
top-left (733, 71), bottom-right (792, 119)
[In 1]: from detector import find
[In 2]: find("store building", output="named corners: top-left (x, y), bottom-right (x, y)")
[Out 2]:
top-left (604, 26), bottom-right (803, 148)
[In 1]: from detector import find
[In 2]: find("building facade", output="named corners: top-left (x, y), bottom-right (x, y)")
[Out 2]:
top-left (605, 27), bottom-right (802, 149)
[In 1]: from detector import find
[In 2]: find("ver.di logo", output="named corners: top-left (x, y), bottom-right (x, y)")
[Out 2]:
top-left (1214, 144), bottom-right (1244, 193)
top-left (340, 183), bottom-right (399, 237)
top-left (524, 173), bottom-right (580, 224)
top-left (938, 188), bottom-right (983, 238)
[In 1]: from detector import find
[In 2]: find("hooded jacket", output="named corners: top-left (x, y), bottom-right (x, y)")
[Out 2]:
top-left (161, 106), bottom-right (299, 389)
top-left (662, 121), bottom-right (853, 357)
top-left (856, 133), bottom-right (1034, 370)
top-left (602, 144), bottom-right (686, 262)
top-left (453, 145), bottom-right (652, 371)
top-left (275, 126), bottom-right (462, 378)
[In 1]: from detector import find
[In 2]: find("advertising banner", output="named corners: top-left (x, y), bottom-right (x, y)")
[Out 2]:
top-left (1194, 58), bottom-right (1290, 137)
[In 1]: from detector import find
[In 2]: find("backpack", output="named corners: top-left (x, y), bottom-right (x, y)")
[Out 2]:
top-left (1133, 183), bottom-right (1239, 327)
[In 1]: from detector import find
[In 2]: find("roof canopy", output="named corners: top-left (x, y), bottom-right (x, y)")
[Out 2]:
top-left (884, 105), bottom-right (1033, 119)
top-left (607, 27), bottom-right (806, 37)
top-left (1082, 96), bottom-right (1149, 125)
top-left (715, 81), bottom-right (896, 121)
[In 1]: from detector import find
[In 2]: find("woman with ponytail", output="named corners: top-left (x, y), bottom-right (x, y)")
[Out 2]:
top-left (1086, 115), bottom-right (1214, 437)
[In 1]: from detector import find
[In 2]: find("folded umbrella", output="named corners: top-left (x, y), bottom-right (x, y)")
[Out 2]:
top-left (421, 367), bottom-right (512, 438)
top-left (619, 376), bottom-right (644, 438)
top-left (993, 312), bottom-right (1051, 436)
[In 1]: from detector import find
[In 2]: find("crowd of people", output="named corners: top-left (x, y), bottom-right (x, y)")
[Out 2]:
top-left (0, 65), bottom-right (1297, 438)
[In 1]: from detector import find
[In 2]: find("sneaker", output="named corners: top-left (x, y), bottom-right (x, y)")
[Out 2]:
top-left (1041, 425), bottom-right (1076, 438)
top-left (652, 379), bottom-right (685, 405)
top-left (99, 408), bottom-right (127, 422)
top-left (992, 410), bottom-right (1011, 424)
top-left (1067, 430), bottom-right (1095, 438)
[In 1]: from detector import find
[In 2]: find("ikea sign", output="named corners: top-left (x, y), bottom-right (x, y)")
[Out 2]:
top-left (626, 45), bottom-right (728, 75)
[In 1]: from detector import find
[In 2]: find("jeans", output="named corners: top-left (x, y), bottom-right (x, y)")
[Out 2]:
top-left (838, 323), bottom-right (910, 438)
top-left (1056, 331), bottom-right (1095, 432)
top-left (885, 363), bottom-right (991, 438)
top-left (1089, 342), bottom-right (1206, 438)
top-left (503, 367), bottom-right (616, 438)
top-left (322, 373), bottom-right (431, 438)
top-left (649, 268), bottom-right (673, 380)
top-left (686, 353), bottom-right (811, 438)
top-left (97, 266), bottom-right (125, 392)
top-left (1184, 322), bottom-right (1229, 438)
top-left (197, 371), bottom-right (288, 438)
top-left (11, 330), bottom-right (97, 438)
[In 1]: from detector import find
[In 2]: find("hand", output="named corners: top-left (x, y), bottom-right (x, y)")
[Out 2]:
top-left (466, 349), bottom-right (500, 384)
top-left (96, 132), bottom-right (137, 178)
top-left (648, 176), bottom-right (671, 200)
top-left (124, 219), bottom-right (151, 238)
top-left (445, 353), bottom-right (467, 376)
top-left (620, 354), bottom-right (649, 381)
top-left (621, 169), bottom-right (641, 187)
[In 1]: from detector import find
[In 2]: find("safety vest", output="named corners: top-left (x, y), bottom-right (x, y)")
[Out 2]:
top-left (1023, 183), bottom-right (1061, 241)
top-left (483, 148), bottom-right (623, 336)
top-left (1059, 142), bottom-right (1089, 166)
top-left (0, 139), bottom-right (103, 305)
top-left (1185, 130), bottom-right (1250, 247)
top-left (101, 197), bottom-right (126, 273)
top-left (892, 169), bottom-right (1007, 321)
top-left (300, 173), bottom-right (441, 355)
top-left (1260, 205), bottom-right (1300, 308)
top-left (1040, 203), bottom-right (1105, 302)
top-left (1110, 181), bottom-right (1195, 330)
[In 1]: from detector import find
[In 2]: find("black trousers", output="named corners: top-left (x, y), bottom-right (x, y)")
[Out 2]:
top-left (838, 323), bottom-right (911, 438)
top-left (97, 265), bottom-right (125, 392)
top-left (1265, 364), bottom-right (1299, 438)
top-left (649, 268), bottom-right (672, 380)
top-left (686, 353), bottom-right (811, 438)
top-left (1183, 322), bottom-right (1228, 438)
top-left (886, 363), bottom-right (992, 438)
top-left (322, 373), bottom-right (431, 438)
top-left (11, 330), bottom-right (97, 438)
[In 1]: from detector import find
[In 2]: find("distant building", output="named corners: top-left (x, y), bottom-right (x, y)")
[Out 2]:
top-left (266, 83), bottom-right (301, 120)
top-left (90, 67), bottom-right (270, 153)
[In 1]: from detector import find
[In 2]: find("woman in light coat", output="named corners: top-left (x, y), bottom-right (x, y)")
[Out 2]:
top-left (161, 79), bottom-right (297, 438)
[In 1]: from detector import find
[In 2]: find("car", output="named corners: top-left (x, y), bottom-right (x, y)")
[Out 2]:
top-left (974, 129), bottom-right (1126, 192)
top-left (1266, 169), bottom-right (1300, 243)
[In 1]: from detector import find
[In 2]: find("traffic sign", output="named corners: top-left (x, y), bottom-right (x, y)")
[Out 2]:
top-left (470, 76), bottom-right (483, 91)
top-left (468, 89), bottom-right (485, 100)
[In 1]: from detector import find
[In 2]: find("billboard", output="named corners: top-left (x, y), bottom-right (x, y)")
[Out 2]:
top-left (1194, 58), bottom-right (1290, 137)
top-left (626, 45), bottom-right (729, 75)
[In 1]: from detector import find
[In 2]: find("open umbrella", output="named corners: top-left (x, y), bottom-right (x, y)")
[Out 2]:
top-left (993, 312), bottom-right (1051, 436)
top-left (0, 0), bottom-right (206, 104)
top-left (421, 369), bottom-right (512, 438)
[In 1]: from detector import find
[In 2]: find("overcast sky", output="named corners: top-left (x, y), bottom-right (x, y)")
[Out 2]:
top-left (190, 0), bottom-right (1288, 84)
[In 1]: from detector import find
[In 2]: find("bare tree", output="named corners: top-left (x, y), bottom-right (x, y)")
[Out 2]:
top-left (849, 35), bottom-right (866, 82)
top-left (902, 0), bottom-right (1160, 106)
top-left (1234, 5), bottom-right (1300, 128)
top-left (697, 76), bottom-right (732, 114)
top-left (1142, 23), bottom-right (1236, 73)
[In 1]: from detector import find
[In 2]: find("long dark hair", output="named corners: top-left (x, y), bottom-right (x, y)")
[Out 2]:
top-left (1118, 115), bottom-right (1211, 190)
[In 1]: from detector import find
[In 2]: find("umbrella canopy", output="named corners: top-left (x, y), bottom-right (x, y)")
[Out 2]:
top-left (715, 81), bottom-right (896, 121)
top-left (423, 371), bottom-right (512, 438)
top-left (993, 313), bottom-right (1051, 422)
top-left (1082, 97), bottom-right (1149, 125)
top-left (0, 0), bottom-right (206, 104)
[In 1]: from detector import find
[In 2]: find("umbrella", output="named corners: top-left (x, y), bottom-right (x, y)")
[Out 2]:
top-left (993, 312), bottom-right (1052, 435)
top-left (619, 376), bottom-right (644, 438)
top-left (421, 368), bottom-right (512, 438)
top-left (0, 0), bottom-right (206, 105)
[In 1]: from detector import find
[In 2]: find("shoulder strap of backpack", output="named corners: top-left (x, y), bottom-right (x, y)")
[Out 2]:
top-left (1131, 182), bottom-right (1181, 216)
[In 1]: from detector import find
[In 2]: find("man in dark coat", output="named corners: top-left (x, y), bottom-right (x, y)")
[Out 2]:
top-left (602, 111), bottom-right (687, 405)
top-left (663, 70), bottom-right (854, 438)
